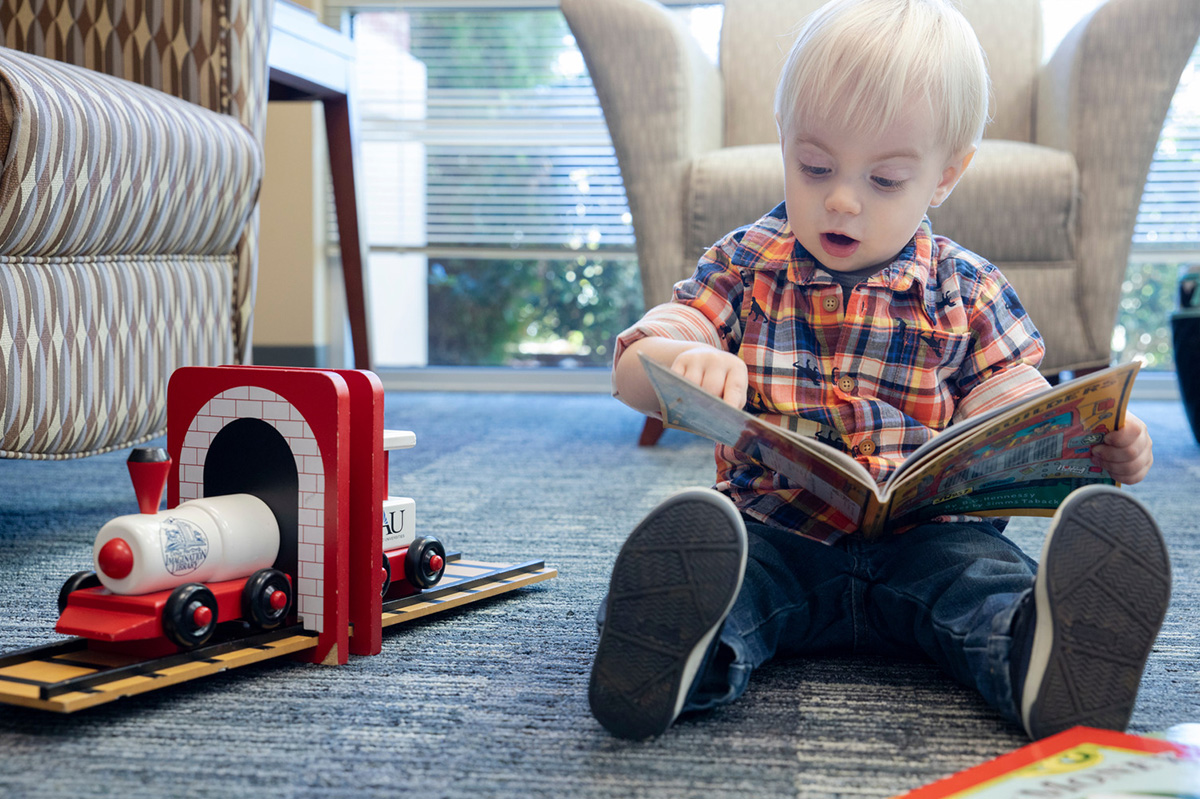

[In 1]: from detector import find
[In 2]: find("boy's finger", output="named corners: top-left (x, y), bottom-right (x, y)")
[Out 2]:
top-left (1103, 426), bottom-right (1138, 447)
top-left (1107, 414), bottom-right (1148, 445)
top-left (1094, 447), bottom-right (1153, 483)
top-left (699, 369), bottom-right (729, 398)
top-left (1107, 461), bottom-right (1152, 484)
top-left (1093, 445), bottom-right (1149, 467)
top-left (723, 372), bottom-right (748, 408)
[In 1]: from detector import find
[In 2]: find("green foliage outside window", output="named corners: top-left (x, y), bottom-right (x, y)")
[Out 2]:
top-left (427, 257), bottom-right (643, 367)
top-left (1113, 261), bottom-right (1187, 371)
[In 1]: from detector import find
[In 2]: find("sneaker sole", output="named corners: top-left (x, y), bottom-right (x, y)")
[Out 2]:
top-left (1021, 485), bottom-right (1171, 740)
top-left (588, 488), bottom-right (747, 740)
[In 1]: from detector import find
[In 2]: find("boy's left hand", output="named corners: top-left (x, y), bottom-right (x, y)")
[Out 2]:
top-left (1091, 412), bottom-right (1153, 485)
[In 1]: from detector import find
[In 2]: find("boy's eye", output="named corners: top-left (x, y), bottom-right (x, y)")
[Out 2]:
top-left (799, 163), bottom-right (830, 178)
top-left (872, 176), bottom-right (905, 190)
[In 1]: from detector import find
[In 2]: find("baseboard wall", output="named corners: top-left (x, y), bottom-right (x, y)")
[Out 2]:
top-left (373, 366), bottom-right (1180, 401)
top-left (252, 345), bottom-right (330, 368)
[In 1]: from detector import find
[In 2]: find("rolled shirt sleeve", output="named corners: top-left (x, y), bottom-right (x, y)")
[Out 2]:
top-left (951, 266), bottom-right (1050, 421)
top-left (612, 231), bottom-right (748, 397)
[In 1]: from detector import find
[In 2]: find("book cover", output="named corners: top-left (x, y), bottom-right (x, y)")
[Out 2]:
top-left (895, 727), bottom-right (1200, 798)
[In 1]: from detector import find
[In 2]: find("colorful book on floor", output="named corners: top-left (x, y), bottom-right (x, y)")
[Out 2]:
top-left (894, 726), bottom-right (1200, 798)
top-left (641, 355), bottom-right (1140, 538)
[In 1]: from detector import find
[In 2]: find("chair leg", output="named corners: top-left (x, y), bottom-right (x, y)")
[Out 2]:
top-left (638, 417), bottom-right (665, 447)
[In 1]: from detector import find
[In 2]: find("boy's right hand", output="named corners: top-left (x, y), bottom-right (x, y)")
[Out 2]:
top-left (671, 347), bottom-right (749, 408)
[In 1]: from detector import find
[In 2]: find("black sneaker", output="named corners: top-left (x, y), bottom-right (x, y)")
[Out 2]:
top-left (1020, 485), bottom-right (1171, 740)
top-left (588, 487), bottom-right (747, 739)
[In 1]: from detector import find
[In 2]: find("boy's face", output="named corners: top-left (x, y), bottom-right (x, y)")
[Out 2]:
top-left (779, 104), bottom-right (974, 273)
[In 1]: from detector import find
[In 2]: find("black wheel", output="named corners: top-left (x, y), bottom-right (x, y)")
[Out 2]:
top-left (58, 571), bottom-right (101, 614)
top-left (162, 583), bottom-right (218, 648)
top-left (380, 555), bottom-right (393, 598)
top-left (241, 569), bottom-right (292, 630)
top-left (404, 536), bottom-right (446, 589)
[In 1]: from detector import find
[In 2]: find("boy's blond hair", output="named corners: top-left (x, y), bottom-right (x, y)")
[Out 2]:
top-left (774, 0), bottom-right (990, 156)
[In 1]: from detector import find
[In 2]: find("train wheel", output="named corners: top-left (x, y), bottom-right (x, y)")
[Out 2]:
top-left (404, 536), bottom-right (446, 589)
top-left (163, 584), bottom-right (219, 649)
top-left (57, 571), bottom-right (101, 614)
top-left (241, 569), bottom-right (292, 630)
top-left (380, 555), bottom-right (392, 598)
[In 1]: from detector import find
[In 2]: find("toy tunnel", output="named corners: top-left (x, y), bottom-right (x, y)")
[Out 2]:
top-left (165, 366), bottom-right (383, 665)
top-left (204, 418), bottom-right (300, 587)
top-left (175, 385), bottom-right (329, 634)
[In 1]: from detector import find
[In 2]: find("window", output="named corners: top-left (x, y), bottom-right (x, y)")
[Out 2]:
top-left (322, 2), bottom-right (717, 373)
top-left (344, 6), bottom-right (645, 370)
top-left (1118, 44), bottom-right (1200, 371)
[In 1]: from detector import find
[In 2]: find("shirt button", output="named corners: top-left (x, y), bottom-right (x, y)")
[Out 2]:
top-left (837, 375), bottom-right (855, 393)
top-left (822, 297), bottom-right (839, 312)
top-left (859, 439), bottom-right (877, 456)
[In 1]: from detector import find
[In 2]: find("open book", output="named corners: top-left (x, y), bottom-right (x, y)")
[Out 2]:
top-left (641, 354), bottom-right (1140, 538)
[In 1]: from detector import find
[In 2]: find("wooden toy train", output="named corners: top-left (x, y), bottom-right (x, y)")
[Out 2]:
top-left (55, 440), bottom-right (446, 653)
top-left (0, 365), bottom-right (556, 712)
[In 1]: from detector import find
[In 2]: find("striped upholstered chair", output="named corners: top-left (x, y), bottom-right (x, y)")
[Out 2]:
top-left (0, 0), bottom-right (274, 459)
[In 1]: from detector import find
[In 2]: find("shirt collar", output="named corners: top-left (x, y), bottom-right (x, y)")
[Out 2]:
top-left (776, 217), bottom-right (938, 296)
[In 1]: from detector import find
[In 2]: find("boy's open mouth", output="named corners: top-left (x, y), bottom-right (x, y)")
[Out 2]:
top-left (820, 232), bottom-right (860, 258)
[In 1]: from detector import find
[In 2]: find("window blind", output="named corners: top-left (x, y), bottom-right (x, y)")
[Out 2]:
top-left (1135, 43), bottom-right (1200, 250)
top-left (349, 8), bottom-right (637, 256)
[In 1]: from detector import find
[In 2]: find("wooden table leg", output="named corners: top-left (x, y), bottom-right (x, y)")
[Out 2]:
top-left (323, 94), bottom-right (372, 371)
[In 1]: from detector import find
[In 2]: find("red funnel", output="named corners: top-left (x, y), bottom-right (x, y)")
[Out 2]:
top-left (127, 447), bottom-right (172, 514)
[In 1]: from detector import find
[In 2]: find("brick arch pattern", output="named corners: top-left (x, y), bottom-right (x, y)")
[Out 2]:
top-left (176, 385), bottom-right (327, 634)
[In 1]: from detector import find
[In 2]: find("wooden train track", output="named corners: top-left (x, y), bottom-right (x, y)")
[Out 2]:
top-left (382, 557), bottom-right (555, 626)
top-left (0, 556), bottom-right (556, 713)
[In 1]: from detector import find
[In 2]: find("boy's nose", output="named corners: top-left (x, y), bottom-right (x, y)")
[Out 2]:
top-left (825, 183), bottom-right (861, 215)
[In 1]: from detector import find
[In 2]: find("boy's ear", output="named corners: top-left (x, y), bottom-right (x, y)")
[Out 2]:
top-left (930, 146), bottom-right (976, 208)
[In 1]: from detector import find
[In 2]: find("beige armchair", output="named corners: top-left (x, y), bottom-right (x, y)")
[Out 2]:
top-left (562, 0), bottom-right (1199, 443)
top-left (0, 0), bottom-right (274, 459)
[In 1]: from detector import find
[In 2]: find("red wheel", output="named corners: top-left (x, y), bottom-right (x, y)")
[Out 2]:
top-left (404, 536), bottom-right (446, 589)
top-left (241, 569), bottom-right (292, 630)
top-left (163, 584), bottom-right (218, 648)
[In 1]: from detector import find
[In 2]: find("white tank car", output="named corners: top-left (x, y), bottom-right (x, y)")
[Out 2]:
top-left (382, 496), bottom-right (416, 550)
top-left (92, 494), bottom-right (280, 595)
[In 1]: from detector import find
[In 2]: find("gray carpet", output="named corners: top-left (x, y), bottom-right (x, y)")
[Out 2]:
top-left (0, 392), bottom-right (1197, 799)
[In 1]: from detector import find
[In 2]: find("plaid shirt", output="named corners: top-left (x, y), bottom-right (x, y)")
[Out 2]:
top-left (615, 203), bottom-right (1049, 543)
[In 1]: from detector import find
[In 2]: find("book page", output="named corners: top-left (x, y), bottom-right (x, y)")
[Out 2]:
top-left (640, 356), bottom-right (877, 526)
top-left (883, 362), bottom-right (1140, 527)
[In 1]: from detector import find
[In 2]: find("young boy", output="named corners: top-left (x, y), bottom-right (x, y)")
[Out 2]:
top-left (590, 0), bottom-right (1169, 742)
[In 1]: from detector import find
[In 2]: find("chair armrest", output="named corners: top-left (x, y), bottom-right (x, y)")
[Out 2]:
top-left (1035, 0), bottom-right (1199, 357)
top-left (0, 0), bottom-right (274, 143)
top-left (1037, 0), bottom-right (1197, 164)
top-left (0, 49), bottom-right (262, 258)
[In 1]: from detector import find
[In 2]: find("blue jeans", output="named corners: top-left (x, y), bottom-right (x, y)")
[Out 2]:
top-left (684, 518), bottom-right (1037, 725)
